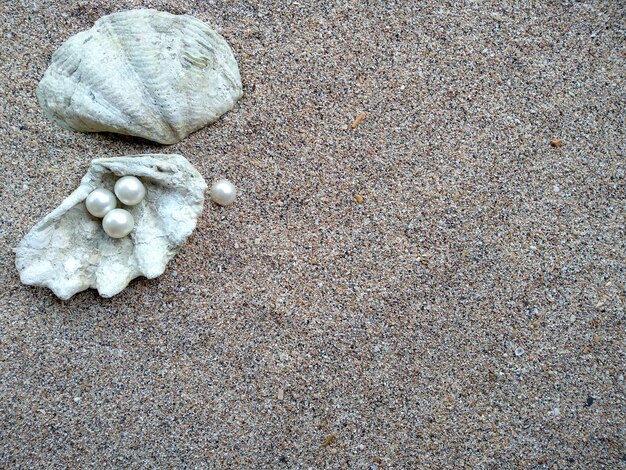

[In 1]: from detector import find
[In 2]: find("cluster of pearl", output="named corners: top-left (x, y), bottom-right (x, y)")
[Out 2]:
top-left (85, 176), bottom-right (146, 238)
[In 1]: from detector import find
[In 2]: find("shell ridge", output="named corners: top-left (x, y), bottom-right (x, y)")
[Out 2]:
top-left (66, 72), bottom-right (138, 133)
top-left (100, 16), bottom-right (177, 142)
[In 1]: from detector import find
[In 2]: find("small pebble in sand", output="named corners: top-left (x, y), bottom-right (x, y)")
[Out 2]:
top-left (515, 347), bottom-right (525, 356)
top-left (351, 111), bottom-right (366, 129)
top-left (550, 139), bottom-right (563, 147)
top-left (322, 434), bottom-right (336, 447)
top-left (354, 194), bottom-right (364, 204)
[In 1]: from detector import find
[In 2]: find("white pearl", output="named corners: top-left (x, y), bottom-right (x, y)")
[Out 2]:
top-left (210, 179), bottom-right (237, 206)
top-left (85, 188), bottom-right (117, 218)
top-left (102, 209), bottom-right (134, 238)
top-left (114, 176), bottom-right (146, 206)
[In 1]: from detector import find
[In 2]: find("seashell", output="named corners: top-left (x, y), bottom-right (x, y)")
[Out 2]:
top-left (15, 154), bottom-right (207, 299)
top-left (36, 9), bottom-right (243, 144)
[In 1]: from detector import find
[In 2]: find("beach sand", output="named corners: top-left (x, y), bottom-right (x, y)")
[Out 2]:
top-left (1, 0), bottom-right (624, 467)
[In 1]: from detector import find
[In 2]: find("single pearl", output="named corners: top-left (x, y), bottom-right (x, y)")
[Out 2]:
top-left (114, 176), bottom-right (146, 206)
top-left (210, 179), bottom-right (237, 206)
top-left (102, 209), bottom-right (134, 238)
top-left (85, 188), bottom-right (117, 218)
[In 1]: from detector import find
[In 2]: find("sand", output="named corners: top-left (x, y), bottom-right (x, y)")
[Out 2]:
top-left (1, 0), bottom-right (624, 467)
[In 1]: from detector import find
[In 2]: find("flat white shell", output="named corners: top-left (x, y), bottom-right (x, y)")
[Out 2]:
top-left (37, 9), bottom-right (243, 144)
top-left (15, 154), bottom-right (207, 299)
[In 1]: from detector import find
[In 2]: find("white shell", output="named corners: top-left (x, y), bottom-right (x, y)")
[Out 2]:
top-left (15, 154), bottom-right (207, 299)
top-left (36, 9), bottom-right (243, 144)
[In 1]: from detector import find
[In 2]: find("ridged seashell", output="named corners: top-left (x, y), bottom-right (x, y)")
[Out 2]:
top-left (36, 9), bottom-right (243, 144)
top-left (15, 154), bottom-right (207, 299)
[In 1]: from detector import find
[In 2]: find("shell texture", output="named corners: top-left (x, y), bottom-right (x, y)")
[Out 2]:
top-left (15, 154), bottom-right (207, 299)
top-left (37, 9), bottom-right (243, 144)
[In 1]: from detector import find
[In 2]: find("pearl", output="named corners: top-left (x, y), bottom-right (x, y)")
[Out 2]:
top-left (210, 179), bottom-right (237, 206)
top-left (85, 188), bottom-right (117, 218)
top-left (114, 176), bottom-right (146, 206)
top-left (102, 209), bottom-right (134, 238)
